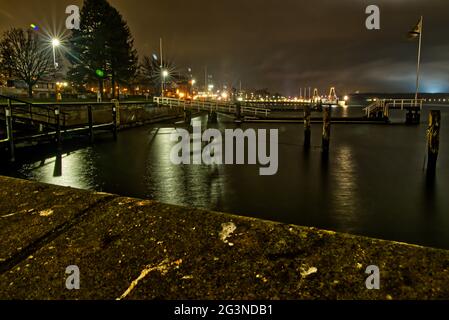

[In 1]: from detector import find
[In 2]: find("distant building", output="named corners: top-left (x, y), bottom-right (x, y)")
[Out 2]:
top-left (0, 78), bottom-right (55, 98)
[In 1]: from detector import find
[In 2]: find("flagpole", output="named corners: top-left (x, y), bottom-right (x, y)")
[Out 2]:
top-left (160, 38), bottom-right (164, 97)
top-left (415, 16), bottom-right (423, 103)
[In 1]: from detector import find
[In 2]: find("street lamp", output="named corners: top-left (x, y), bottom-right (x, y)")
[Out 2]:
top-left (51, 38), bottom-right (60, 70)
top-left (51, 38), bottom-right (60, 46)
top-left (190, 79), bottom-right (196, 98)
top-left (51, 38), bottom-right (61, 101)
top-left (161, 69), bottom-right (169, 97)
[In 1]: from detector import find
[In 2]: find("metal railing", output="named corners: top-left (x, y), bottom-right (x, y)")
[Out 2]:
top-left (0, 95), bottom-right (69, 128)
top-left (0, 95), bottom-right (121, 162)
top-left (364, 101), bottom-right (381, 117)
top-left (153, 97), bottom-right (271, 117)
top-left (364, 99), bottom-right (424, 118)
top-left (388, 99), bottom-right (424, 110)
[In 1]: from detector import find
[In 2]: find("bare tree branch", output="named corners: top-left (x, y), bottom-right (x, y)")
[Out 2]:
top-left (0, 28), bottom-right (52, 97)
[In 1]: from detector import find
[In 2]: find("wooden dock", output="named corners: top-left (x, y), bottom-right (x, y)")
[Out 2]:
top-left (0, 96), bottom-right (183, 162)
top-left (364, 99), bottom-right (424, 124)
top-left (0, 96), bottom-right (120, 161)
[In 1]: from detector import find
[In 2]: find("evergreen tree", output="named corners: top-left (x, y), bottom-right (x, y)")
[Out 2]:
top-left (107, 7), bottom-right (138, 98)
top-left (67, 0), bottom-right (138, 99)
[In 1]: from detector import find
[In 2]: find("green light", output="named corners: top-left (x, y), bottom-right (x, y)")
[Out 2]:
top-left (96, 69), bottom-right (105, 78)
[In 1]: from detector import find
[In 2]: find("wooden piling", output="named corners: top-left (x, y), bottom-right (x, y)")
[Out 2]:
top-left (6, 99), bottom-right (15, 162)
top-left (55, 106), bottom-right (62, 151)
top-left (322, 106), bottom-right (331, 153)
top-left (406, 109), bottom-right (420, 125)
top-left (53, 152), bottom-right (62, 177)
top-left (184, 110), bottom-right (192, 125)
top-left (112, 99), bottom-right (121, 127)
top-left (112, 105), bottom-right (118, 140)
top-left (427, 110), bottom-right (440, 173)
top-left (208, 111), bottom-right (218, 124)
top-left (235, 102), bottom-right (242, 122)
top-left (88, 105), bottom-right (94, 143)
top-left (415, 110), bottom-right (421, 124)
top-left (304, 104), bottom-right (311, 149)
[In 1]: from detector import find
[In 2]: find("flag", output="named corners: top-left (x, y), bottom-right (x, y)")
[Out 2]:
top-left (408, 17), bottom-right (423, 39)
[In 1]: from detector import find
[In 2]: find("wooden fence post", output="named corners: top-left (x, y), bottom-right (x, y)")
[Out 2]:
top-left (184, 110), bottom-right (192, 125)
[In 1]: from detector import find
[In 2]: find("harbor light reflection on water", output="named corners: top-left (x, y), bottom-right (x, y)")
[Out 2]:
top-left (3, 107), bottom-right (449, 250)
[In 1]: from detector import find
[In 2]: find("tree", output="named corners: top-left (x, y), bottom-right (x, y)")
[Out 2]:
top-left (0, 28), bottom-right (52, 97)
top-left (141, 55), bottom-right (166, 92)
top-left (0, 53), bottom-right (10, 86)
top-left (0, 43), bottom-right (13, 81)
top-left (107, 7), bottom-right (138, 98)
top-left (67, 0), bottom-right (138, 99)
top-left (140, 55), bottom-right (184, 94)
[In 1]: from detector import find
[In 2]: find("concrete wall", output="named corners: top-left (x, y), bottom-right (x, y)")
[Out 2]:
top-left (0, 175), bottom-right (448, 300)
top-left (56, 103), bottom-right (182, 127)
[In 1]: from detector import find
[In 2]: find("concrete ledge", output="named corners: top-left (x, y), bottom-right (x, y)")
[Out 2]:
top-left (0, 176), bottom-right (448, 300)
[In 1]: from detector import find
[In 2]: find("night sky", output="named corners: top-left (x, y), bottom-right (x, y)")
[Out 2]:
top-left (1, 0), bottom-right (449, 95)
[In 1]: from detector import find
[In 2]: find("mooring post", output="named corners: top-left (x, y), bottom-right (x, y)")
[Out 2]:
top-left (183, 109), bottom-right (192, 126)
top-left (304, 103), bottom-right (312, 149)
top-left (415, 109), bottom-right (421, 124)
top-left (88, 105), bottom-right (94, 143)
top-left (112, 99), bottom-right (121, 127)
top-left (55, 106), bottom-right (62, 151)
top-left (235, 102), bottom-right (242, 123)
top-left (406, 109), bottom-right (421, 125)
top-left (406, 109), bottom-right (414, 125)
top-left (112, 104), bottom-right (118, 141)
top-left (322, 105), bottom-right (331, 154)
top-left (6, 99), bottom-right (15, 162)
top-left (427, 110), bottom-right (441, 174)
top-left (208, 111), bottom-right (218, 124)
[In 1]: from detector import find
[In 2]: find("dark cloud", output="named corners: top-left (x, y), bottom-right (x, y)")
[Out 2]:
top-left (1, 0), bottom-right (448, 95)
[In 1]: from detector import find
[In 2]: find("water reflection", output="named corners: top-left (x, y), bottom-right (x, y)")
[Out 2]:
top-left (18, 148), bottom-right (98, 190)
top-left (330, 145), bottom-right (359, 232)
top-left (2, 110), bottom-right (449, 249)
top-left (145, 121), bottom-right (224, 209)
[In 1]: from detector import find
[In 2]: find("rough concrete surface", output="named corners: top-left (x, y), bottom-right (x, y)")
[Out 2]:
top-left (0, 176), bottom-right (448, 300)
